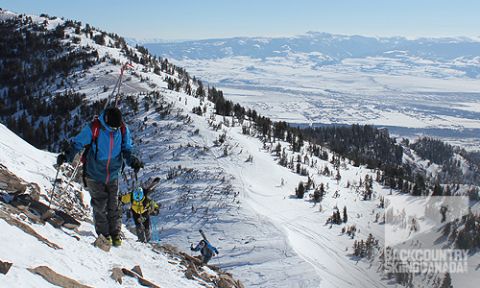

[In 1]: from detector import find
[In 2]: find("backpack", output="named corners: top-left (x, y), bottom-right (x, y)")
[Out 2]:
top-left (81, 116), bottom-right (126, 186)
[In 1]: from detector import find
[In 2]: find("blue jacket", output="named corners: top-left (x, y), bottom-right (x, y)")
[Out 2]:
top-left (192, 240), bottom-right (219, 258)
top-left (67, 111), bottom-right (134, 184)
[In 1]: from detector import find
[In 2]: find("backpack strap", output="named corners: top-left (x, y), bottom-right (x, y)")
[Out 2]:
top-left (120, 122), bottom-right (126, 146)
top-left (92, 116), bottom-right (125, 143)
top-left (81, 116), bottom-right (100, 187)
top-left (90, 116), bottom-right (126, 161)
top-left (119, 122), bottom-right (127, 174)
top-left (82, 116), bottom-right (126, 186)
top-left (91, 116), bottom-right (101, 160)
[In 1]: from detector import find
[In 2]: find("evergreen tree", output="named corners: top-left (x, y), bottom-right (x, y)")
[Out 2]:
top-left (295, 182), bottom-right (305, 199)
top-left (196, 83), bottom-right (205, 97)
top-left (363, 175), bottom-right (373, 200)
top-left (444, 185), bottom-right (452, 196)
top-left (412, 174), bottom-right (426, 196)
top-left (274, 143), bottom-right (282, 156)
top-left (313, 183), bottom-right (325, 203)
top-left (432, 182), bottom-right (443, 196)
top-left (336, 169), bottom-right (342, 183)
top-left (333, 210), bottom-right (341, 224)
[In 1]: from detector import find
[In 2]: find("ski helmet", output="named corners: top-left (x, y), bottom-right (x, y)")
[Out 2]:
top-left (133, 187), bottom-right (144, 202)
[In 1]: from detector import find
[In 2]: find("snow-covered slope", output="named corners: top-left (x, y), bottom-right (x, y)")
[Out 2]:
top-left (139, 85), bottom-right (479, 287)
top-left (0, 124), bottom-right (56, 193)
top-left (1, 10), bottom-right (479, 288)
top-left (0, 122), bottom-right (219, 287)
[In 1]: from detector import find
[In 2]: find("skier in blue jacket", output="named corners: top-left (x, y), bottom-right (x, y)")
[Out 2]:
top-left (191, 239), bottom-right (219, 264)
top-left (57, 107), bottom-right (143, 246)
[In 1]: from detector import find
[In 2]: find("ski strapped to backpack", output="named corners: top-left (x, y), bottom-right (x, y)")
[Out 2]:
top-left (81, 115), bottom-right (127, 186)
top-left (104, 62), bottom-right (134, 110)
top-left (199, 229), bottom-right (209, 242)
top-left (198, 229), bottom-right (219, 258)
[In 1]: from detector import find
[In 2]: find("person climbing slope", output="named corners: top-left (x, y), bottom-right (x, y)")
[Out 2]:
top-left (190, 239), bottom-right (219, 264)
top-left (121, 186), bottom-right (159, 243)
top-left (57, 107), bottom-right (144, 246)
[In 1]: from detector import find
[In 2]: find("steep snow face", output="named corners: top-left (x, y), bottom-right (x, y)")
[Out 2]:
top-left (203, 126), bottom-right (391, 287)
top-left (122, 83), bottom-right (389, 287)
top-left (0, 124), bottom-right (212, 288)
top-left (0, 123), bottom-right (56, 193)
top-left (126, 89), bottom-right (322, 287)
top-left (0, 220), bottom-right (205, 288)
top-left (218, 135), bottom-right (388, 288)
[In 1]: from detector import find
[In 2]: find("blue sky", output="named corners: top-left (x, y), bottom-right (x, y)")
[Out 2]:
top-left (1, 0), bottom-right (479, 40)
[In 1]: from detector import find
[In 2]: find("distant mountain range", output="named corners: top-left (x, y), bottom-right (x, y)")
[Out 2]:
top-left (143, 32), bottom-right (480, 64)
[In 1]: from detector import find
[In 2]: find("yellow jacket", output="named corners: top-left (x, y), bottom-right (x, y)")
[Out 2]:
top-left (121, 193), bottom-right (159, 215)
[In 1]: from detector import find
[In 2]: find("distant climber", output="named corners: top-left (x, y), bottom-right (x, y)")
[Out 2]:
top-left (121, 186), bottom-right (159, 243)
top-left (57, 107), bottom-right (144, 247)
top-left (190, 239), bottom-right (219, 264)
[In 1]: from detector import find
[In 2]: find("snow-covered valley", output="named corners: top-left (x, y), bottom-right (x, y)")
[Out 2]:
top-left (144, 34), bottom-right (480, 149)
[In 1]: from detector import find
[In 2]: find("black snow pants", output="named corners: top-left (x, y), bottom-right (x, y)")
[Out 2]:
top-left (132, 211), bottom-right (151, 243)
top-left (85, 178), bottom-right (122, 238)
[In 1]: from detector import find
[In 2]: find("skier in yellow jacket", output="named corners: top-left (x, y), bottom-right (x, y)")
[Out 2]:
top-left (121, 187), bottom-right (159, 242)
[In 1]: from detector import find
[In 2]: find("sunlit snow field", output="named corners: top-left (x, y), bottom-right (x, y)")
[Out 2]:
top-left (146, 48), bottom-right (480, 150)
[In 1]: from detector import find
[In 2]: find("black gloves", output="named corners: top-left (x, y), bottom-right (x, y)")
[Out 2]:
top-left (130, 156), bottom-right (144, 173)
top-left (190, 244), bottom-right (194, 251)
top-left (57, 153), bottom-right (67, 166)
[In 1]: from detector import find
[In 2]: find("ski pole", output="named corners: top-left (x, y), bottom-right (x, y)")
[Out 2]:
top-left (64, 161), bottom-right (81, 192)
top-left (48, 161), bottom-right (80, 210)
top-left (47, 166), bottom-right (61, 209)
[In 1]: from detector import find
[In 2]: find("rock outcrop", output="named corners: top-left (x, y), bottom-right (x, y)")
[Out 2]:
top-left (154, 244), bottom-right (244, 288)
top-left (0, 260), bottom-right (13, 275)
top-left (28, 266), bottom-right (93, 288)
